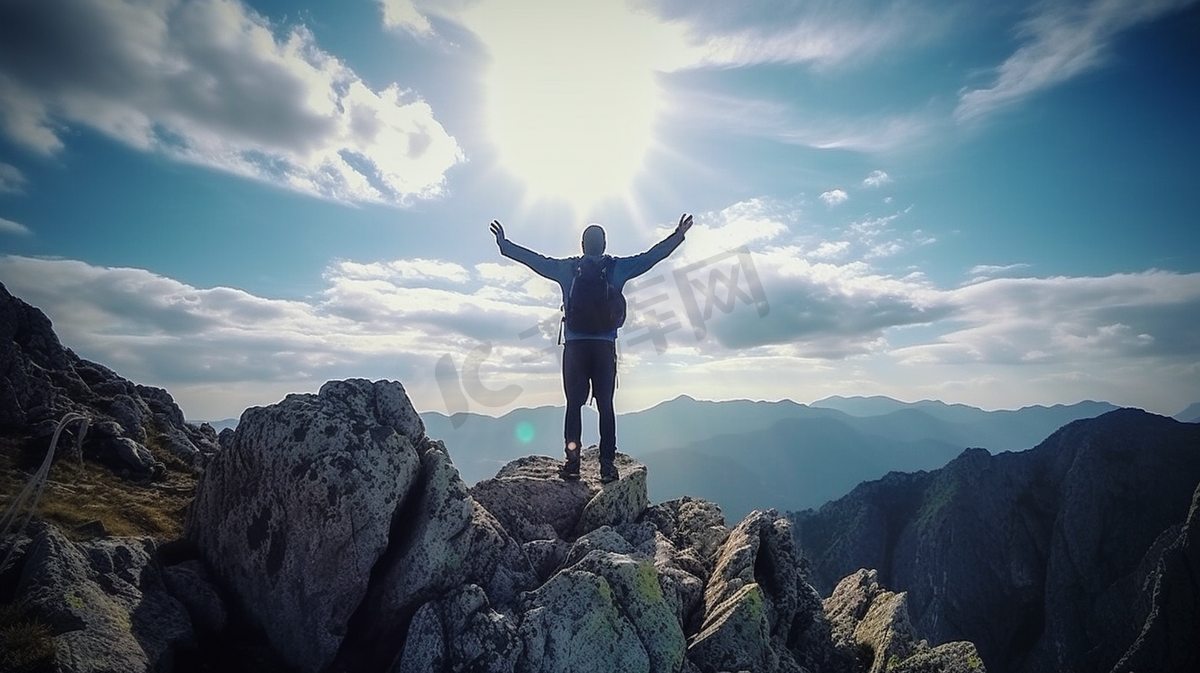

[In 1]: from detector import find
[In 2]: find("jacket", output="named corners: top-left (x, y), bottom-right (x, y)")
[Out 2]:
top-left (498, 229), bottom-right (686, 341)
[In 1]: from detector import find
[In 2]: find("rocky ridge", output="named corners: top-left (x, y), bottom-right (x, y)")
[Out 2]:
top-left (0, 282), bottom-right (219, 476)
top-left (184, 378), bottom-right (984, 673)
top-left (790, 409), bottom-right (1200, 673)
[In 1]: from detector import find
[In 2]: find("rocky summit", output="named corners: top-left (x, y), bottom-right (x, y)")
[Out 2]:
top-left (181, 377), bottom-right (983, 673)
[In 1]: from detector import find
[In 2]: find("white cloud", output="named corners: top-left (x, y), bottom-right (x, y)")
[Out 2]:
top-left (862, 170), bottom-right (891, 187)
top-left (0, 0), bottom-right (463, 205)
top-left (0, 162), bottom-right (27, 194)
top-left (810, 241), bottom-right (851, 260)
top-left (652, 0), bottom-right (950, 70)
top-left (476, 262), bottom-right (534, 287)
top-left (898, 271), bottom-right (1200, 365)
top-left (965, 263), bottom-right (1032, 283)
top-left (377, 0), bottom-right (434, 35)
top-left (329, 258), bottom-right (471, 285)
top-left (667, 90), bottom-right (938, 153)
top-left (0, 217), bottom-right (30, 236)
top-left (968, 263), bottom-right (1031, 276)
top-left (820, 189), bottom-right (849, 207)
top-left (956, 0), bottom-right (1196, 122)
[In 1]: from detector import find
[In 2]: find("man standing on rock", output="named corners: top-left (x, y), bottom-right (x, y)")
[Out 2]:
top-left (490, 214), bottom-right (693, 483)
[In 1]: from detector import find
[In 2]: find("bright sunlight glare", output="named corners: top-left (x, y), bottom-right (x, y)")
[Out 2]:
top-left (463, 0), bottom-right (690, 215)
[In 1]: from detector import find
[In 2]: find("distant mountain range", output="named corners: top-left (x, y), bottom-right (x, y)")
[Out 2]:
top-left (196, 395), bottom-right (1197, 521)
top-left (1175, 401), bottom-right (1200, 423)
top-left (412, 395), bottom-right (1132, 520)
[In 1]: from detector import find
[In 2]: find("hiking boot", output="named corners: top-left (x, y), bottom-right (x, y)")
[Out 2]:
top-left (599, 461), bottom-right (619, 484)
top-left (560, 443), bottom-right (581, 481)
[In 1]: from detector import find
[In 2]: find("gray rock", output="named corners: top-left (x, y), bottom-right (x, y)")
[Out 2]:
top-left (331, 437), bottom-right (538, 673)
top-left (574, 449), bottom-right (650, 536)
top-left (470, 449), bottom-right (650, 544)
top-left (825, 569), bottom-right (987, 673)
top-left (186, 378), bottom-right (426, 673)
top-left (893, 642), bottom-right (988, 673)
top-left (517, 569), bottom-right (651, 673)
top-left (569, 549), bottom-right (687, 673)
top-left (470, 455), bottom-right (595, 542)
top-left (824, 569), bottom-right (916, 673)
top-left (162, 560), bottom-right (228, 635)
top-left (689, 510), bottom-right (827, 673)
top-left (719, 511), bottom-right (832, 670)
top-left (394, 584), bottom-right (521, 673)
top-left (523, 538), bottom-right (570, 581)
top-left (642, 496), bottom-right (730, 580)
top-left (0, 282), bottom-right (215, 472)
top-left (14, 522), bottom-right (194, 673)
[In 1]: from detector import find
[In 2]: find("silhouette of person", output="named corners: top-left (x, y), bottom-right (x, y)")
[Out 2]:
top-left (490, 214), bottom-right (693, 482)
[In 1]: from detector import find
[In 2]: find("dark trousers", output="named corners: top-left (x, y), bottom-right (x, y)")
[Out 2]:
top-left (563, 339), bottom-right (617, 463)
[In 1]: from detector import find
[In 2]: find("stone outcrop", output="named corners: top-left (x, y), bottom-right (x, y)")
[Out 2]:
top-left (0, 281), bottom-right (218, 474)
top-left (1111, 480), bottom-right (1200, 672)
top-left (9, 521), bottom-right (195, 673)
top-left (824, 569), bottom-right (985, 673)
top-left (181, 377), bottom-right (975, 673)
top-left (791, 409), bottom-right (1200, 673)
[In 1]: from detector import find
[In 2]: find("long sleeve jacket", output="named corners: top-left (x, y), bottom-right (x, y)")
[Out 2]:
top-left (498, 229), bottom-right (686, 342)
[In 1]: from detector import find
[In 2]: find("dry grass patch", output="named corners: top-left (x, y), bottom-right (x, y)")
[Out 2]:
top-left (0, 602), bottom-right (55, 673)
top-left (1, 433), bottom-right (198, 542)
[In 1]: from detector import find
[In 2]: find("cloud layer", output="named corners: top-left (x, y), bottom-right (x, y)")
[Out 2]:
top-left (0, 0), bottom-right (463, 204)
top-left (4, 193), bottom-right (1196, 418)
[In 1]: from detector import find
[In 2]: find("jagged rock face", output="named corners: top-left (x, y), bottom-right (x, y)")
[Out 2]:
top-left (12, 522), bottom-right (195, 673)
top-left (186, 379), bottom-right (430, 673)
top-left (0, 282), bottom-right (218, 472)
top-left (824, 569), bottom-right (987, 673)
top-left (689, 510), bottom-right (839, 673)
top-left (792, 409), bottom-right (1200, 673)
top-left (1111, 480), bottom-right (1200, 673)
top-left (331, 436), bottom-right (541, 673)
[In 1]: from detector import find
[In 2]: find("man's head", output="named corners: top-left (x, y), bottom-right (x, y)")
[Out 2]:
top-left (581, 224), bottom-right (606, 255)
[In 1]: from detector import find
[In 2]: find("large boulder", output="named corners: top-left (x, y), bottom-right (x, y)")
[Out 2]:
top-left (332, 438), bottom-right (539, 673)
top-left (186, 379), bottom-right (427, 673)
top-left (394, 584), bottom-right (521, 673)
top-left (469, 448), bottom-right (649, 543)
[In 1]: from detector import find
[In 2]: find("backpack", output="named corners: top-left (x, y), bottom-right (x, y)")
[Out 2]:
top-left (565, 255), bottom-right (626, 334)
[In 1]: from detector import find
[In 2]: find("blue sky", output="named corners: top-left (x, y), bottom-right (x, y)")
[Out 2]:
top-left (1, 0), bottom-right (1198, 421)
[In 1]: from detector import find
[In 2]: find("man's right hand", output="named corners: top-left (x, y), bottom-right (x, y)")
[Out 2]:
top-left (490, 220), bottom-right (506, 246)
top-left (675, 213), bottom-right (693, 236)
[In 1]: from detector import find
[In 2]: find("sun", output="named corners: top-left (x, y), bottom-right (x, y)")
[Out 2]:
top-left (464, 1), bottom-right (684, 215)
